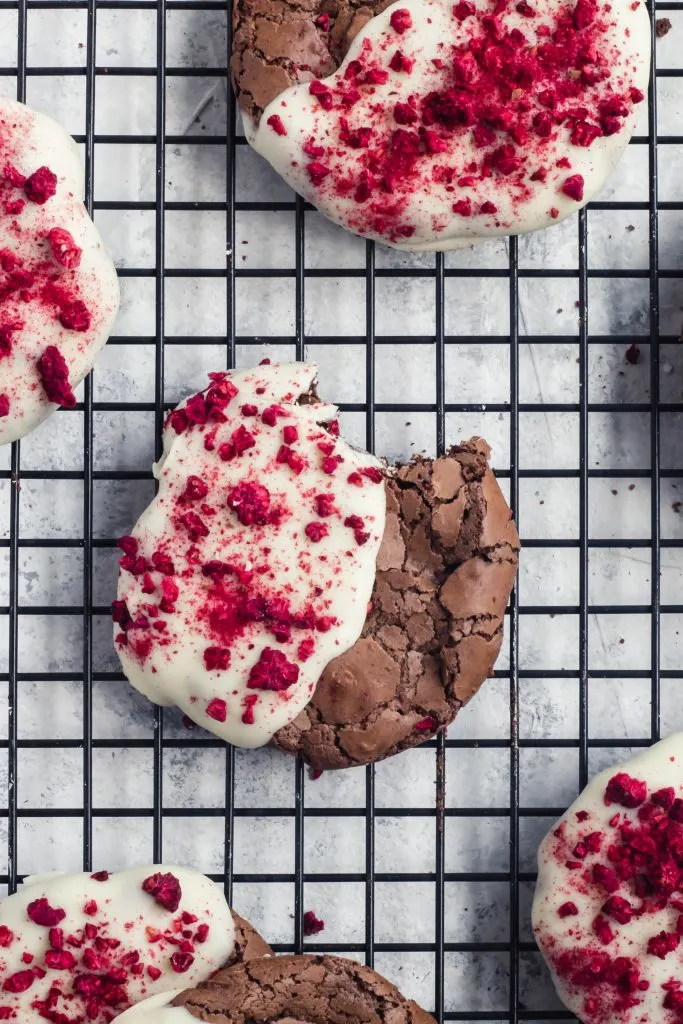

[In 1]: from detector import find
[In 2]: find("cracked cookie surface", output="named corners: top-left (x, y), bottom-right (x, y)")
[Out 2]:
top-left (273, 437), bottom-right (519, 770)
top-left (230, 910), bottom-right (273, 962)
top-left (173, 954), bottom-right (435, 1024)
top-left (231, 0), bottom-right (391, 120)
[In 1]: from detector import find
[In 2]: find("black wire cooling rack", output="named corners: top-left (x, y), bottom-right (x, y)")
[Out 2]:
top-left (0, 0), bottom-right (680, 1019)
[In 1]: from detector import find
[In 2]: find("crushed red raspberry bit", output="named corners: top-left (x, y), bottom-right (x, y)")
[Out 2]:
top-left (2, 970), bottom-right (35, 993)
top-left (227, 481), bottom-right (271, 526)
top-left (303, 910), bottom-right (325, 935)
top-left (47, 227), bottom-right (82, 269)
top-left (305, 521), bottom-right (329, 543)
top-left (24, 166), bottom-right (57, 204)
top-left (316, 493), bottom-right (337, 517)
top-left (206, 697), bottom-right (227, 722)
top-left (592, 914), bottom-right (615, 945)
top-left (170, 952), bottom-right (194, 973)
top-left (267, 114), bottom-right (287, 136)
top-left (389, 50), bottom-right (415, 73)
top-left (298, 637), bottom-right (315, 661)
top-left (605, 772), bottom-right (647, 808)
top-left (59, 299), bottom-right (91, 333)
top-left (181, 511), bottom-right (210, 540)
top-left (647, 930), bottom-right (679, 959)
top-left (309, 80), bottom-right (334, 109)
top-left (323, 455), bottom-right (343, 475)
top-left (0, 396), bottom-right (9, 418)
top-left (454, 0), bottom-right (475, 18)
top-left (182, 475), bottom-right (209, 502)
top-left (602, 895), bottom-right (634, 924)
top-left (277, 444), bottom-right (305, 475)
top-left (27, 898), bottom-right (66, 927)
top-left (415, 717), bottom-right (437, 731)
top-left (204, 647), bottom-right (231, 671)
top-left (44, 949), bottom-right (77, 970)
top-left (141, 871), bottom-right (182, 913)
top-left (591, 863), bottom-right (619, 893)
top-left (241, 693), bottom-right (259, 725)
top-left (90, 870), bottom-right (110, 881)
top-left (248, 647), bottom-right (300, 691)
top-left (390, 8), bottom-right (412, 32)
top-left (561, 174), bottom-right (585, 202)
top-left (37, 346), bottom-right (77, 409)
top-left (557, 901), bottom-right (579, 917)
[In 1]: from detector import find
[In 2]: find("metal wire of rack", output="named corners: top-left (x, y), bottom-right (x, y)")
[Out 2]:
top-left (0, 0), bottom-right (679, 1019)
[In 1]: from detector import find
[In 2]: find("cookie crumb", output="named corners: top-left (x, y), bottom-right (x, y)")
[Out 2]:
top-left (303, 910), bottom-right (325, 936)
top-left (673, 501), bottom-right (681, 514)
top-left (625, 343), bottom-right (640, 364)
top-left (626, 224), bottom-right (635, 232)
top-left (656, 17), bottom-right (672, 35)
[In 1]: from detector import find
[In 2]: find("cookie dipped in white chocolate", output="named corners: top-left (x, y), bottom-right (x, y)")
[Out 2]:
top-left (109, 989), bottom-right (194, 1022)
top-left (532, 734), bottom-right (683, 1024)
top-left (0, 98), bottom-right (119, 444)
top-left (0, 865), bottom-right (236, 1022)
top-left (244, 0), bottom-right (650, 251)
top-left (114, 362), bottom-right (386, 747)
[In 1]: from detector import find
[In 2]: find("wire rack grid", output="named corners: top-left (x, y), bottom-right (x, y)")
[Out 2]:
top-left (0, 0), bottom-right (682, 1020)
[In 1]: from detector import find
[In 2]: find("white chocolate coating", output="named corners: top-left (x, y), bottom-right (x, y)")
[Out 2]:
top-left (112, 989), bottom-right (193, 1022)
top-left (533, 734), bottom-right (683, 1024)
top-left (115, 362), bottom-right (386, 747)
top-left (246, 0), bottom-right (650, 251)
top-left (0, 865), bottom-right (236, 1022)
top-left (0, 97), bottom-right (119, 444)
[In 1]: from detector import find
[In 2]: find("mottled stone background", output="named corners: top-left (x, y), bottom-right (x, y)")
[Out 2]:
top-left (0, 4), bottom-right (682, 1021)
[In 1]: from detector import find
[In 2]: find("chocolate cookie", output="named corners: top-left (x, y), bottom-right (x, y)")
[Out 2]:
top-left (233, 0), bottom-right (650, 251)
top-left (0, 864), bottom-right (271, 1023)
top-left (173, 954), bottom-right (435, 1024)
top-left (232, 0), bottom-right (390, 121)
top-left (273, 438), bottom-right (519, 770)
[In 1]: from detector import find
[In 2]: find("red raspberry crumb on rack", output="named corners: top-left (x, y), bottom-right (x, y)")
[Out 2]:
top-left (303, 911), bottom-right (325, 935)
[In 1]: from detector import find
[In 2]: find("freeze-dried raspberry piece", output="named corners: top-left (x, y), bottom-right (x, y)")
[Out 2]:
top-left (27, 898), bottom-right (66, 927)
top-left (2, 970), bottom-right (35, 993)
top-left (227, 481), bottom-right (271, 526)
top-left (248, 648), bottom-right (300, 692)
top-left (605, 772), bottom-right (647, 808)
top-left (59, 300), bottom-right (91, 332)
top-left (206, 698), bottom-right (227, 721)
top-left (24, 166), bottom-right (57, 204)
top-left (37, 346), bottom-right (77, 408)
top-left (141, 872), bottom-right (182, 913)
top-left (48, 227), bottom-right (82, 268)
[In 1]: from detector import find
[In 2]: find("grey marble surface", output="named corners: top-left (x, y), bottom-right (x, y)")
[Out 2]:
top-left (0, 4), bottom-right (682, 1021)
